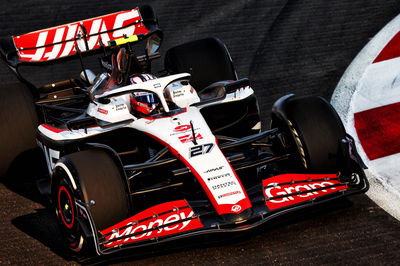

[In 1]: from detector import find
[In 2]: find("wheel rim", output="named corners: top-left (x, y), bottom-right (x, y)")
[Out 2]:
top-left (57, 185), bottom-right (75, 229)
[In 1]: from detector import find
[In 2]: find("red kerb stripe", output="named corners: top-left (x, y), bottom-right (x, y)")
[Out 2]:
top-left (354, 102), bottom-right (400, 160)
top-left (373, 31), bottom-right (400, 63)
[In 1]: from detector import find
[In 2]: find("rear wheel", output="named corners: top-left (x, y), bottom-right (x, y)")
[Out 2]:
top-left (52, 149), bottom-right (131, 255)
top-left (165, 38), bottom-right (261, 137)
top-left (271, 95), bottom-right (346, 173)
top-left (0, 83), bottom-right (37, 178)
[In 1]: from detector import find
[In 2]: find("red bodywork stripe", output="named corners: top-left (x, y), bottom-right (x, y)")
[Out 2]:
top-left (41, 124), bottom-right (68, 133)
top-left (354, 102), bottom-right (400, 160)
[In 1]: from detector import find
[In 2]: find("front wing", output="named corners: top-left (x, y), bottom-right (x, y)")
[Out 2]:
top-left (80, 168), bottom-right (368, 255)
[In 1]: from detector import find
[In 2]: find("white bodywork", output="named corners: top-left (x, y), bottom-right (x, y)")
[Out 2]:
top-left (133, 107), bottom-right (251, 214)
top-left (39, 73), bottom-right (256, 214)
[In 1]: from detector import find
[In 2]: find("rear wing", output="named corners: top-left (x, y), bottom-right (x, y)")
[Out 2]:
top-left (0, 7), bottom-right (158, 67)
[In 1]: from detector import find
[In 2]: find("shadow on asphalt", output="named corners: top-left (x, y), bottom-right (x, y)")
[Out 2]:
top-left (11, 209), bottom-right (73, 261)
top-left (3, 148), bottom-right (49, 206)
top-left (3, 148), bottom-right (73, 261)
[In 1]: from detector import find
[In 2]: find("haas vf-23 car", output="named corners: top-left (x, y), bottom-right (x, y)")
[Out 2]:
top-left (0, 6), bottom-right (368, 257)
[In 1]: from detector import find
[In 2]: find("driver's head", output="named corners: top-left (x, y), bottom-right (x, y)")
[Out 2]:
top-left (129, 74), bottom-right (159, 115)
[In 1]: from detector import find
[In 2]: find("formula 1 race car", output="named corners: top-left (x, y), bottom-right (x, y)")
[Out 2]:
top-left (0, 5), bottom-right (368, 257)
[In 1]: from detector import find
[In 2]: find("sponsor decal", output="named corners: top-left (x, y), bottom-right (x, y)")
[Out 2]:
top-left (231, 205), bottom-right (242, 213)
top-left (203, 166), bottom-right (224, 174)
top-left (218, 190), bottom-right (242, 199)
top-left (262, 174), bottom-right (348, 210)
top-left (189, 143), bottom-right (214, 158)
top-left (173, 90), bottom-right (185, 97)
top-left (178, 133), bottom-right (203, 143)
top-left (97, 108), bottom-right (108, 115)
top-left (212, 181), bottom-right (237, 190)
top-left (174, 125), bottom-right (191, 132)
top-left (170, 125), bottom-right (200, 137)
top-left (101, 200), bottom-right (203, 247)
top-left (14, 9), bottom-right (149, 62)
top-left (207, 173), bottom-right (231, 182)
top-left (115, 104), bottom-right (127, 111)
top-left (212, 198), bottom-right (251, 215)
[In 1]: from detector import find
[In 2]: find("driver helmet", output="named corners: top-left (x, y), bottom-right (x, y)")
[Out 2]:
top-left (129, 74), bottom-right (159, 115)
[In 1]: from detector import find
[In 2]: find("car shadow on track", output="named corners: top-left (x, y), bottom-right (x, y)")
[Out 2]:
top-left (11, 209), bottom-right (73, 260)
top-left (2, 149), bottom-right (75, 261)
top-left (3, 148), bottom-right (49, 206)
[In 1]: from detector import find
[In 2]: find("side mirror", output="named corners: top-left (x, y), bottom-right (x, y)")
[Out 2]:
top-left (224, 78), bottom-right (250, 94)
top-left (191, 84), bottom-right (226, 107)
top-left (198, 84), bottom-right (226, 101)
top-left (197, 78), bottom-right (250, 100)
top-left (192, 78), bottom-right (250, 107)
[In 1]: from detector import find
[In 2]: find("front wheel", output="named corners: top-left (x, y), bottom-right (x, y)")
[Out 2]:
top-left (52, 149), bottom-right (131, 255)
top-left (271, 95), bottom-right (347, 173)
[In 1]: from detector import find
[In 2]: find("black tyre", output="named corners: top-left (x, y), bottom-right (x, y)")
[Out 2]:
top-left (0, 83), bottom-right (37, 178)
top-left (271, 95), bottom-right (346, 173)
top-left (164, 37), bottom-right (237, 91)
top-left (52, 149), bottom-right (131, 254)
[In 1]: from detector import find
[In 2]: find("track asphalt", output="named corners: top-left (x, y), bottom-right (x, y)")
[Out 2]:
top-left (1, 1), bottom-right (400, 265)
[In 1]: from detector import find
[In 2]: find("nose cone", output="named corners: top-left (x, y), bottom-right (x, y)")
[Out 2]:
top-left (220, 208), bottom-right (253, 224)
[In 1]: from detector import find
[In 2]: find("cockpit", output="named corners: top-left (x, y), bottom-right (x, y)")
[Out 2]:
top-left (88, 63), bottom-right (200, 119)
top-left (84, 37), bottom-right (200, 120)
